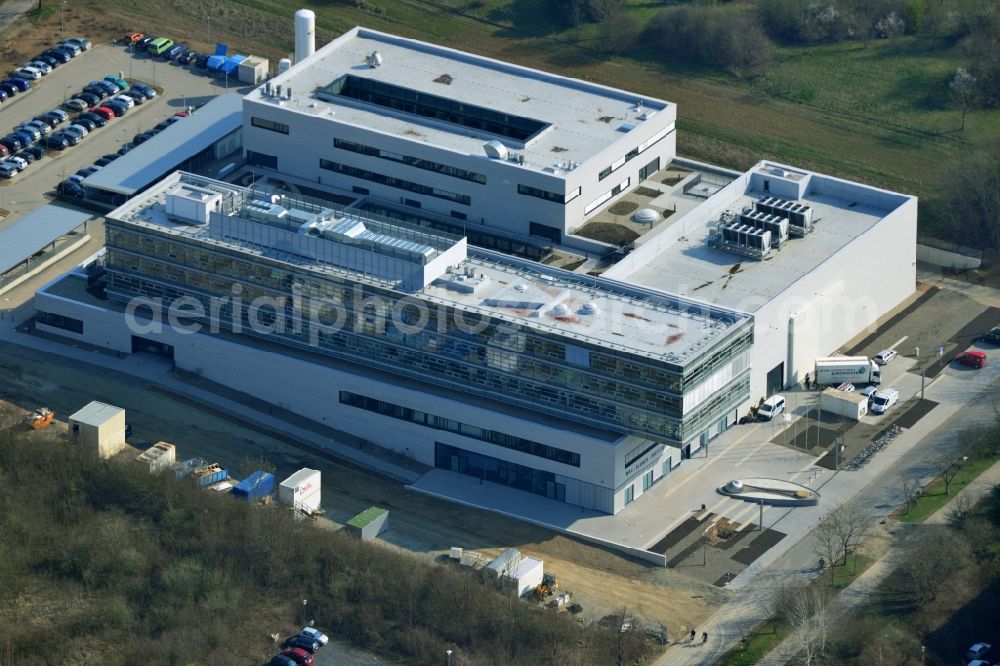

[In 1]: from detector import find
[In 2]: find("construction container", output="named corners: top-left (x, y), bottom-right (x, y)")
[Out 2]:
top-left (449, 547), bottom-right (463, 561)
top-left (278, 468), bottom-right (321, 513)
top-left (68, 401), bottom-right (126, 459)
top-left (501, 557), bottom-right (544, 598)
top-left (232, 470), bottom-right (275, 502)
top-left (171, 457), bottom-right (206, 478)
top-left (190, 463), bottom-right (227, 487)
top-left (345, 507), bottom-right (388, 541)
top-left (484, 548), bottom-right (521, 580)
top-left (238, 55), bottom-right (268, 84)
top-left (135, 441), bottom-right (176, 474)
top-left (821, 387), bottom-right (868, 420)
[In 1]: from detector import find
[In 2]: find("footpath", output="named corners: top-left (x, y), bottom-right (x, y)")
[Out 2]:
top-left (757, 459), bottom-right (1000, 666)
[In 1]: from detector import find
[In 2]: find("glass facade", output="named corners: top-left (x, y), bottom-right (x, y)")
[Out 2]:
top-left (104, 221), bottom-right (751, 445)
top-left (339, 390), bottom-right (580, 466)
top-left (320, 160), bottom-right (471, 205)
top-left (250, 117), bottom-right (289, 134)
top-left (435, 442), bottom-right (566, 501)
top-left (333, 138), bottom-right (487, 184)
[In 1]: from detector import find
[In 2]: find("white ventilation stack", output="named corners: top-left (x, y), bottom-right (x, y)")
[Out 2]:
top-left (294, 9), bottom-right (316, 64)
top-left (278, 58), bottom-right (292, 74)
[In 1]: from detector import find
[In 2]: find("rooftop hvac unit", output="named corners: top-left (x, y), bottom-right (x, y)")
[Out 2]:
top-left (738, 208), bottom-right (789, 247)
top-left (709, 222), bottom-right (772, 260)
top-left (756, 196), bottom-right (813, 236)
top-left (367, 51), bottom-right (383, 67)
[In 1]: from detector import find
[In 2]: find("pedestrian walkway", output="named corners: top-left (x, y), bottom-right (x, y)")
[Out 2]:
top-left (918, 270), bottom-right (1000, 309)
top-left (757, 459), bottom-right (1000, 666)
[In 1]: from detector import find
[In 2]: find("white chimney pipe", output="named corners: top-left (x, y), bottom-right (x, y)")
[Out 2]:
top-left (294, 9), bottom-right (315, 64)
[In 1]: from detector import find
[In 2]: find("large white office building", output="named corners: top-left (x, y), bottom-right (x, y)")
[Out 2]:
top-left (32, 28), bottom-right (917, 515)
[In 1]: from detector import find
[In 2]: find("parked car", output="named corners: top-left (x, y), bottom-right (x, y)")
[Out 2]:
top-left (0, 135), bottom-right (23, 152)
top-left (19, 120), bottom-right (50, 136)
top-left (42, 48), bottom-right (71, 64)
top-left (24, 145), bottom-right (44, 160)
top-left (3, 77), bottom-right (31, 92)
top-left (165, 43), bottom-right (187, 60)
top-left (76, 166), bottom-right (101, 178)
top-left (194, 54), bottom-right (210, 68)
top-left (859, 385), bottom-right (878, 404)
top-left (281, 636), bottom-right (317, 654)
top-left (870, 388), bottom-right (899, 414)
top-left (15, 150), bottom-right (35, 164)
top-left (93, 106), bottom-right (115, 121)
top-left (90, 80), bottom-right (118, 95)
top-left (62, 98), bottom-right (88, 113)
top-left (872, 349), bottom-right (897, 365)
top-left (116, 144), bottom-right (131, 155)
top-left (757, 395), bottom-right (786, 421)
top-left (269, 656), bottom-right (297, 666)
top-left (34, 114), bottom-right (59, 128)
top-left (74, 117), bottom-right (97, 132)
top-left (50, 45), bottom-right (78, 61)
top-left (130, 82), bottom-right (156, 99)
top-left (12, 126), bottom-right (39, 142)
top-left (0, 88), bottom-right (8, 103)
top-left (148, 37), bottom-right (174, 57)
top-left (135, 35), bottom-right (156, 51)
top-left (103, 100), bottom-right (128, 117)
top-left (34, 53), bottom-right (60, 69)
top-left (45, 133), bottom-right (71, 150)
top-left (124, 31), bottom-right (144, 45)
top-left (0, 162), bottom-right (18, 178)
top-left (967, 643), bottom-right (991, 661)
top-left (61, 37), bottom-right (92, 51)
top-left (45, 108), bottom-right (69, 123)
top-left (72, 91), bottom-right (101, 107)
top-left (111, 94), bottom-right (134, 109)
top-left (94, 155), bottom-right (115, 167)
top-left (281, 648), bottom-right (313, 666)
top-left (0, 84), bottom-right (16, 98)
top-left (54, 41), bottom-right (80, 56)
top-left (155, 116), bottom-right (182, 131)
top-left (63, 124), bottom-right (89, 141)
top-left (59, 130), bottom-right (80, 145)
top-left (79, 111), bottom-right (107, 127)
top-left (974, 326), bottom-right (1000, 345)
top-left (24, 60), bottom-right (52, 75)
top-left (105, 74), bottom-right (128, 90)
top-left (14, 132), bottom-right (34, 147)
top-left (58, 180), bottom-right (85, 197)
top-left (954, 350), bottom-right (987, 368)
top-left (132, 131), bottom-right (153, 145)
top-left (299, 627), bottom-right (328, 647)
top-left (0, 143), bottom-right (9, 158)
top-left (7, 155), bottom-right (28, 170)
top-left (12, 66), bottom-right (42, 80)
top-left (177, 50), bottom-right (199, 65)
top-left (82, 85), bottom-right (108, 100)
top-left (122, 89), bottom-right (146, 105)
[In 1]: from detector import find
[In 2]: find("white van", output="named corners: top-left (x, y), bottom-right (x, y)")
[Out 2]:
top-left (757, 395), bottom-right (786, 421)
top-left (870, 388), bottom-right (899, 414)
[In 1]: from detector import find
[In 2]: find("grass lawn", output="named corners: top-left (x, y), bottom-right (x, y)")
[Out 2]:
top-left (896, 454), bottom-right (998, 523)
top-left (715, 618), bottom-right (791, 666)
top-left (828, 553), bottom-right (875, 590)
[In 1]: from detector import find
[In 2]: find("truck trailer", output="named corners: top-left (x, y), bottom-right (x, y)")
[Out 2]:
top-left (815, 356), bottom-right (881, 386)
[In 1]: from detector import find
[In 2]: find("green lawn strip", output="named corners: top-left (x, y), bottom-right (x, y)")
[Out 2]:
top-left (715, 618), bottom-right (791, 666)
top-left (896, 455), bottom-right (998, 523)
top-left (714, 553), bottom-right (875, 665)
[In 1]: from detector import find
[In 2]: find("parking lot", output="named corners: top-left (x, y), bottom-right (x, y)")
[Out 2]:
top-left (0, 42), bottom-right (238, 223)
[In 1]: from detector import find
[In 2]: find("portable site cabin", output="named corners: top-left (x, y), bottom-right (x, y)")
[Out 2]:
top-left (279, 468), bottom-right (321, 513)
top-left (135, 441), bottom-right (176, 474)
top-left (345, 506), bottom-right (388, 541)
top-left (484, 548), bottom-right (521, 580)
top-left (238, 56), bottom-right (268, 84)
top-left (820, 388), bottom-right (868, 420)
top-left (501, 557), bottom-right (544, 598)
top-left (232, 470), bottom-right (275, 502)
top-left (68, 401), bottom-right (126, 459)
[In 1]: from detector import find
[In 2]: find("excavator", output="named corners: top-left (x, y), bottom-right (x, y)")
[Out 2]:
top-left (29, 407), bottom-right (53, 430)
top-left (532, 573), bottom-right (559, 600)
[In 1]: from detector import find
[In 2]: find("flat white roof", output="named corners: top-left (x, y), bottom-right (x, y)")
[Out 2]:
top-left (250, 27), bottom-right (671, 172)
top-left (617, 162), bottom-right (913, 311)
top-left (69, 401), bottom-right (123, 426)
top-left (111, 172), bottom-right (750, 365)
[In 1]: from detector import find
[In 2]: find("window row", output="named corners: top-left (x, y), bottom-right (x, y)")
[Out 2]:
top-left (334, 138), bottom-right (486, 184)
top-left (517, 184), bottom-right (582, 205)
top-left (250, 116), bottom-right (289, 134)
top-left (320, 160), bottom-right (471, 205)
top-left (598, 125), bottom-right (672, 181)
top-left (340, 390), bottom-right (581, 466)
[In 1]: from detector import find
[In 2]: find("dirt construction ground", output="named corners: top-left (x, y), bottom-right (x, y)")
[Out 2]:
top-left (0, 339), bottom-right (725, 638)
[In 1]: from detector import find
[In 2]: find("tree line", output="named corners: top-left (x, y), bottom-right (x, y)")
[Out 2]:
top-left (0, 407), bottom-right (658, 665)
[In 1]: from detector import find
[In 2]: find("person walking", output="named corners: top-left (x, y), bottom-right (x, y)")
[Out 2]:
top-left (689, 629), bottom-right (696, 643)
top-left (702, 632), bottom-right (708, 645)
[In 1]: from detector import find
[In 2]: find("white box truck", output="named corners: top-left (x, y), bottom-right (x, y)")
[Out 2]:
top-left (814, 357), bottom-right (881, 386)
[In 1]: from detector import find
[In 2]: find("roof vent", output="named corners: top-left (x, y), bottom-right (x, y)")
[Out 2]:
top-left (552, 303), bottom-right (569, 317)
top-left (513, 282), bottom-right (528, 293)
top-left (483, 140), bottom-right (508, 160)
top-left (580, 302), bottom-right (600, 315)
top-left (633, 208), bottom-right (659, 224)
top-left (367, 51), bottom-right (383, 67)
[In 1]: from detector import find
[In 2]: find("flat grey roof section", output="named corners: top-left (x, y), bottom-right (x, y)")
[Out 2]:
top-left (0, 204), bottom-right (91, 274)
top-left (83, 93), bottom-right (244, 196)
top-left (252, 27), bottom-right (672, 170)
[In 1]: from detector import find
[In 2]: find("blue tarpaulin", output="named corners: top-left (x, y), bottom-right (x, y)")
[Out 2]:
top-left (220, 54), bottom-right (246, 75)
top-left (213, 42), bottom-right (228, 56)
top-left (206, 55), bottom-right (226, 71)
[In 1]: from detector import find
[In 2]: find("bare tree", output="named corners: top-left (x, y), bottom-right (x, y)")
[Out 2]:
top-left (773, 585), bottom-right (831, 665)
top-left (950, 67), bottom-right (977, 130)
top-left (812, 515), bottom-right (839, 575)
top-left (824, 501), bottom-right (876, 571)
top-left (896, 525), bottom-right (971, 606)
top-left (946, 492), bottom-right (976, 528)
top-left (940, 460), bottom-right (963, 495)
top-left (610, 606), bottom-right (643, 666)
top-left (898, 474), bottom-right (921, 515)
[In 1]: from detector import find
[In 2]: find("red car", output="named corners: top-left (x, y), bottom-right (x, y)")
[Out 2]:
top-left (94, 106), bottom-right (115, 121)
top-left (954, 351), bottom-right (987, 368)
top-left (281, 648), bottom-right (313, 666)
